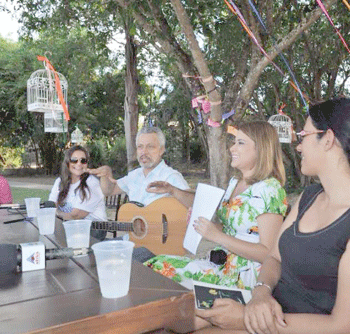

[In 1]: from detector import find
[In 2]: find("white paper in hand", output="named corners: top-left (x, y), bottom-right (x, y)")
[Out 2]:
top-left (183, 183), bottom-right (225, 254)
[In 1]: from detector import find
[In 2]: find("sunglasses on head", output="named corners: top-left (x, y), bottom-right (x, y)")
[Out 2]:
top-left (69, 158), bottom-right (88, 164)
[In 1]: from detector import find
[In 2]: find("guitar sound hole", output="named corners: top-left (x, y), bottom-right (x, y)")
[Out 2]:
top-left (132, 218), bottom-right (147, 239)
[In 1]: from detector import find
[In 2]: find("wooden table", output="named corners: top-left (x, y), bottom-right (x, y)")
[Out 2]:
top-left (0, 209), bottom-right (195, 334)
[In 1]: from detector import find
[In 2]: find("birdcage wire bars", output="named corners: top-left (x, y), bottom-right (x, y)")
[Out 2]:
top-left (71, 126), bottom-right (84, 144)
top-left (44, 111), bottom-right (68, 133)
top-left (27, 67), bottom-right (68, 133)
top-left (268, 114), bottom-right (293, 143)
top-left (27, 69), bottom-right (68, 113)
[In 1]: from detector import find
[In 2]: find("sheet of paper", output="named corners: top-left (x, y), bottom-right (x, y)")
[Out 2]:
top-left (183, 183), bottom-right (225, 254)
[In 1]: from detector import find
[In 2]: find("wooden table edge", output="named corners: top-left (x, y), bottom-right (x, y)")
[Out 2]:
top-left (27, 291), bottom-right (195, 334)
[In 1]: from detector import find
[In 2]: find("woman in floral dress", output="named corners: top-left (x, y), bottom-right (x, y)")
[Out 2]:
top-left (145, 121), bottom-right (288, 290)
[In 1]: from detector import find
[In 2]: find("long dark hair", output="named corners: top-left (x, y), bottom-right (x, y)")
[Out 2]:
top-left (308, 97), bottom-right (350, 164)
top-left (57, 145), bottom-right (91, 206)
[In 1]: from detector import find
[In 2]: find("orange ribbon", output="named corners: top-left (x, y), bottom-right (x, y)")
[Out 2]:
top-left (37, 55), bottom-right (70, 121)
top-left (278, 103), bottom-right (286, 114)
top-left (343, 0), bottom-right (350, 10)
top-left (224, 0), bottom-right (310, 104)
top-left (227, 125), bottom-right (238, 135)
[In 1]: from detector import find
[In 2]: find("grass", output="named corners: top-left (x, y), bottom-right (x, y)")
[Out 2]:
top-left (11, 187), bottom-right (51, 205)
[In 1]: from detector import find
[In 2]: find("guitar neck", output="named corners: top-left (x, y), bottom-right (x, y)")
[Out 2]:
top-left (91, 221), bottom-right (133, 232)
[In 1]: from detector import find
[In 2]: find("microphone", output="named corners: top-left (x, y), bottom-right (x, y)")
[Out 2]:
top-left (0, 201), bottom-right (56, 210)
top-left (0, 243), bottom-right (91, 273)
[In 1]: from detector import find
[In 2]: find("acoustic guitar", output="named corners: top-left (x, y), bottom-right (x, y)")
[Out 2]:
top-left (92, 197), bottom-right (189, 256)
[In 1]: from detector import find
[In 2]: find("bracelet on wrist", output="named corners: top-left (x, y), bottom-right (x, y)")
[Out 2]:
top-left (254, 281), bottom-right (272, 292)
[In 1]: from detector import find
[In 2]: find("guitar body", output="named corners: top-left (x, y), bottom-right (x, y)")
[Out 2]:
top-left (117, 197), bottom-right (188, 256)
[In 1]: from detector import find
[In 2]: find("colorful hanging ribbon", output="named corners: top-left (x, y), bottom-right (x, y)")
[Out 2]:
top-left (222, 109), bottom-right (235, 120)
top-left (207, 118), bottom-right (221, 127)
top-left (278, 103), bottom-right (286, 114)
top-left (227, 125), bottom-right (238, 136)
top-left (343, 0), bottom-right (350, 11)
top-left (182, 73), bottom-right (202, 80)
top-left (202, 100), bottom-right (211, 113)
top-left (197, 109), bottom-right (203, 124)
top-left (224, 0), bottom-right (310, 106)
top-left (191, 98), bottom-right (203, 123)
top-left (37, 55), bottom-right (70, 121)
top-left (316, 0), bottom-right (350, 54)
top-left (191, 97), bottom-right (212, 114)
top-left (224, 1), bottom-right (284, 76)
top-left (247, 0), bottom-right (308, 108)
top-left (192, 95), bottom-right (236, 126)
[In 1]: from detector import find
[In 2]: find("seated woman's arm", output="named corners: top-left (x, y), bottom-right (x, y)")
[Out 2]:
top-left (194, 196), bottom-right (301, 332)
top-left (243, 240), bottom-right (350, 334)
top-left (57, 208), bottom-right (89, 220)
top-left (265, 243), bottom-right (350, 334)
top-left (244, 192), bottom-right (350, 334)
top-left (194, 211), bottom-right (283, 263)
top-left (243, 198), bottom-right (300, 333)
top-left (194, 243), bottom-right (286, 332)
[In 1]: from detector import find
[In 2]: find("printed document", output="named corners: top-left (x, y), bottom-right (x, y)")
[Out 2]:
top-left (183, 183), bottom-right (225, 254)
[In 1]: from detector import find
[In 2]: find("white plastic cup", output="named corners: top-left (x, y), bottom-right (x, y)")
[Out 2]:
top-left (62, 220), bottom-right (92, 249)
top-left (25, 197), bottom-right (41, 217)
top-left (36, 207), bottom-right (57, 235)
top-left (92, 240), bottom-right (135, 299)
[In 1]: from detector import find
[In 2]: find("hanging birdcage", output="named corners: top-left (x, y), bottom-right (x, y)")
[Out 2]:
top-left (268, 113), bottom-right (293, 143)
top-left (71, 126), bottom-right (84, 144)
top-left (44, 111), bottom-right (68, 133)
top-left (27, 69), bottom-right (68, 113)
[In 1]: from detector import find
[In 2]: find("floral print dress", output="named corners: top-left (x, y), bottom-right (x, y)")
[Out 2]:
top-left (144, 177), bottom-right (288, 290)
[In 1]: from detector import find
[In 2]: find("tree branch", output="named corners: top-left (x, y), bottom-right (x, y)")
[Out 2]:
top-left (233, 0), bottom-right (338, 117)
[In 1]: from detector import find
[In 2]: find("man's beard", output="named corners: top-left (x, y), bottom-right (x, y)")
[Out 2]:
top-left (138, 156), bottom-right (158, 169)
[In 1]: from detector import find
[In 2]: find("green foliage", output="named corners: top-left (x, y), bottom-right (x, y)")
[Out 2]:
top-left (86, 138), bottom-right (107, 169)
top-left (0, 145), bottom-right (24, 169)
top-left (80, 72), bottom-right (125, 137)
top-left (107, 137), bottom-right (127, 178)
top-left (7, 0), bottom-right (350, 192)
top-left (86, 136), bottom-right (127, 178)
top-left (0, 27), bottom-right (126, 174)
top-left (0, 37), bottom-right (37, 144)
top-left (11, 187), bottom-right (50, 205)
top-left (26, 28), bottom-right (126, 137)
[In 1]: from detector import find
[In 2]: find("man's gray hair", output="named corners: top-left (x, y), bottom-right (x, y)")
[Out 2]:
top-left (136, 126), bottom-right (166, 148)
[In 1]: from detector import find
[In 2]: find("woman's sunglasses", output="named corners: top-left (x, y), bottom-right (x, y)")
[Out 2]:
top-left (69, 158), bottom-right (88, 164)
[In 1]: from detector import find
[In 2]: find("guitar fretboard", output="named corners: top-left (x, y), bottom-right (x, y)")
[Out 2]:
top-left (91, 221), bottom-right (134, 232)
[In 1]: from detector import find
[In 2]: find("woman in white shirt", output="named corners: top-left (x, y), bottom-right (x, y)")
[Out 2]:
top-left (49, 145), bottom-right (107, 240)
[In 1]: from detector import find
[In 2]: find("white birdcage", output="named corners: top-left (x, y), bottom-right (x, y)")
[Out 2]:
top-left (44, 111), bottom-right (68, 133)
top-left (268, 113), bottom-right (293, 143)
top-left (27, 69), bottom-right (68, 113)
top-left (71, 127), bottom-right (84, 144)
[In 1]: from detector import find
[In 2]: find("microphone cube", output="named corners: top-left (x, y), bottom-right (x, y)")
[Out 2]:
top-left (20, 242), bottom-right (45, 271)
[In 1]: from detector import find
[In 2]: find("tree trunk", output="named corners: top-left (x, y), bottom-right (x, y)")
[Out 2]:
top-left (118, 0), bottom-right (337, 187)
top-left (124, 17), bottom-right (139, 172)
top-left (170, 0), bottom-right (229, 188)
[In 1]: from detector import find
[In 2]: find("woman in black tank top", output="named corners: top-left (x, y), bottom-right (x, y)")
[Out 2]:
top-left (194, 98), bottom-right (350, 334)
